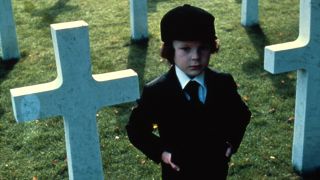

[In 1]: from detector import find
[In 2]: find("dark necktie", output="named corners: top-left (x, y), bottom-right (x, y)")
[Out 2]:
top-left (184, 81), bottom-right (201, 105)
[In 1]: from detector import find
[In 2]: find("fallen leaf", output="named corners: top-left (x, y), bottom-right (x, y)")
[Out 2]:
top-left (52, 159), bottom-right (58, 165)
top-left (287, 74), bottom-right (295, 79)
top-left (268, 108), bottom-right (276, 113)
top-left (140, 159), bottom-right (146, 164)
top-left (243, 95), bottom-right (250, 102)
top-left (288, 116), bottom-right (294, 123)
top-left (270, 156), bottom-right (276, 160)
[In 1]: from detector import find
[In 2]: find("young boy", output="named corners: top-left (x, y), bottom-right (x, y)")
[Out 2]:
top-left (126, 4), bottom-right (251, 179)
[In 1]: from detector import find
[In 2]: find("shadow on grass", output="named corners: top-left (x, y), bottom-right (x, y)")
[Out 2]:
top-left (0, 58), bottom-right (18, 82)
top-left (127, 39), bottom-right (148, 89)
top-left (0, 50), bottom-right (28, 83)
top-left (112, 39), bottom-right (149, 129)
top-left (242, 25), bottom-right (296, 97)
top-left (0, 58), bottom-right (18, 119)
top-left (0, 50), bottom-right (28, 118)
top-left (148, 0), bottom-right (170, 13)
top-left (243, 25), bottom-right (269, 68)
top-left (0, 105), bottom-right (4, 121)
top-left (27, 0), bottom-right (78, 27)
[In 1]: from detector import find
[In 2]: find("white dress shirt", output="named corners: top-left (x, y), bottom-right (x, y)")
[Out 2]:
top-left (175, 66), bottom-right (207, 103)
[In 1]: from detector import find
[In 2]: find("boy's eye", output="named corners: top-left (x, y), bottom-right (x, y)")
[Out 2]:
top-left (180, 47), bottom-right (191, 51)
top-left (199, 46), bottom-right (210, 51)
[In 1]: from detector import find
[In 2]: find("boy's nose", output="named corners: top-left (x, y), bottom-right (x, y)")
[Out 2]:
top-left (191, 49), bottom-right (200, 60)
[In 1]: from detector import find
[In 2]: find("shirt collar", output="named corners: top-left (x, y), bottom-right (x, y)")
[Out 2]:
top-left (175, 65), bottom-right (205, 89)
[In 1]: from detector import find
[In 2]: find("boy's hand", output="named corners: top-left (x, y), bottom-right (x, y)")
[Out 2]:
top-left (161, 151), bottom-right (180, 171)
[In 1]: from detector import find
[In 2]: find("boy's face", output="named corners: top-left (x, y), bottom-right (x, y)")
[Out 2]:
top-left (173, 40), bottom-right (211, 78)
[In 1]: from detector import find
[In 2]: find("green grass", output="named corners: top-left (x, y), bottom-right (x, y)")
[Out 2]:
top-left (0, 0), bottom-right (303, 179)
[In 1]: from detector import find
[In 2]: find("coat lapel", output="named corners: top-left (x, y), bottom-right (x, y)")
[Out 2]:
top-left (164, 66), bottom-right (189, 103)
top-left (204, 68), bottom-right (220, 105)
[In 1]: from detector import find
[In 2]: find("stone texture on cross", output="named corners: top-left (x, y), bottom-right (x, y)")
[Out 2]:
top-left (10, 21), bottom-right (139, 179)
top-left (241, 0), bottom-right (259, 26)
top-left (264, 0), bottom-right (320, 175)
top-left (129, 0), bottom-right (148, 41)
top-left (0, 0), bottom-right (20, 60)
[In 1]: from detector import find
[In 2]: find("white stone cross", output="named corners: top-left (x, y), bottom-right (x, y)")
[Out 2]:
top-left (264, 0), bottom-right (320, 175)
top-left (241, 0), bottom-right (259, 26)
top-left (10, 21), bottom-right (139, 179)
top-left (129, 0), bottom-right (148, 41)
top-left (0, 0), bottom-right (20, 60)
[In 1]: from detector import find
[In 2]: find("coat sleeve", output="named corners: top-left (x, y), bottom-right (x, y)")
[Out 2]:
top-left (224, 74), bottom-right (251, 154)
top-left (126, 86), bottom-right (163, 163)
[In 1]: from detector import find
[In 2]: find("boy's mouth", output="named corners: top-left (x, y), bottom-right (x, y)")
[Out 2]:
top-left (189, 65), bottom-right (202, 70)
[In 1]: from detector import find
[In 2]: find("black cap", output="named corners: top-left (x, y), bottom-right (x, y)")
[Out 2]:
top-left (160, 4), bottom-right (217, 43)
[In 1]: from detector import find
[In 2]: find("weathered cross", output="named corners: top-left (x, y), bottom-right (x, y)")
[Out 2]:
top-left (129, 0), bottom-right (148, 41)
top-left (0, 0), bottom-right (20, 60)
top-left (264, 0), bottom-right (320, 175)
top-left (10, 21), bottom-right (139, 179)
top-left (241, 0), bottom-right (259, 26)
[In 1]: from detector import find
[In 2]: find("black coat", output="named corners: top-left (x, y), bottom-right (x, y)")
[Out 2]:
top-left (126, 67), bottom-right (251, 179)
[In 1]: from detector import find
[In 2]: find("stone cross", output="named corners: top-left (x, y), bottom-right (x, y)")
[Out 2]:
top-left (10, 21), bottom-right (139, 179)
top-left (264, 0), bottom-right (320, 176)
top-left (241, 0), bottom-right (259, 26)
top-left (0, 0), bottom-right (20, 60)
top-left (129, 0), bottom-right (148, 41)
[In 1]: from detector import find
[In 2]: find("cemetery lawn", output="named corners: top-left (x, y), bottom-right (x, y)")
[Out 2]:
top-left (0, 0), bottom-right (302, 179)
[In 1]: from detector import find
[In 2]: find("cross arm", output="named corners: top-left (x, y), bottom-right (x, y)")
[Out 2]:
top-left (264, 38), bottom-right (308, 74)
top-left (92, 69), bottom-right (140, 109)
top-left (10, 79), bottom-right (62, 122)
